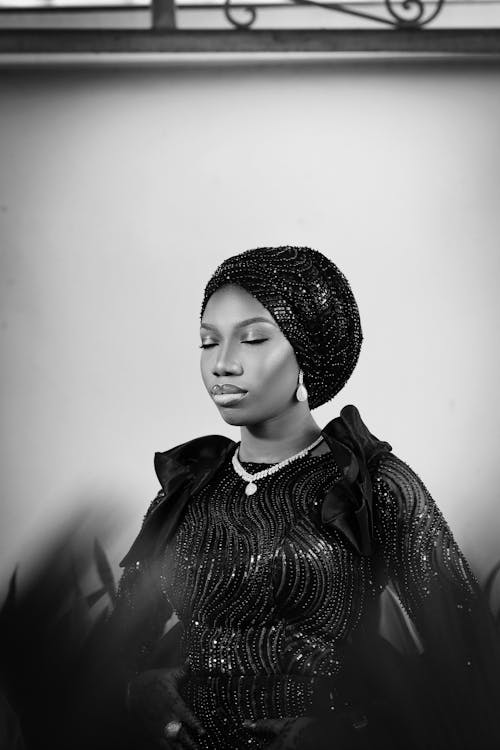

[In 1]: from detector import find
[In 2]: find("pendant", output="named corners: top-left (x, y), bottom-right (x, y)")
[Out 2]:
top-left (245, 482), bottom-right (257, 496)
top-left (296, 384), bottom-right (308, 402)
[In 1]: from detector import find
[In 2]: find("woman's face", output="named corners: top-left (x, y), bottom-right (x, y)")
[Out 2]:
top-left (200, 284), bottom-right (301, 426)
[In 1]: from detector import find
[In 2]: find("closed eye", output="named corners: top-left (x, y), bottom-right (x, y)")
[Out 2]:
top-left (199, 339), bottom-right (268, 349)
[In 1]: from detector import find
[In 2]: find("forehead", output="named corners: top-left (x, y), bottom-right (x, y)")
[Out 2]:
top-left (202, 284), bottom-right (275, 324)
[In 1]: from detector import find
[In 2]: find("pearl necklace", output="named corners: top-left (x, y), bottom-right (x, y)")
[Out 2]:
top-left (232, 434), bottom-right (325, 496)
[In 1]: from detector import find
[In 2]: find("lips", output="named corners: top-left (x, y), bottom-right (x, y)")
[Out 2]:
top-left (211, 384), bottom-right (247, 395)
top-left (211, 384), bottom-right (248, 408)
top-left (213, 392), bottom-right (247, 407)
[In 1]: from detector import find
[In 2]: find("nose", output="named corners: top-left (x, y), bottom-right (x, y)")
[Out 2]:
top-left (212, 342), bottom-right (243, 377)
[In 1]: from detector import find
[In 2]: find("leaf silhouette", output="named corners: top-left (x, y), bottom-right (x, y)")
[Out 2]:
top-left (86, 586), bottom-right (107, 608)
top-left (93, 538), bottom-right (116, 604)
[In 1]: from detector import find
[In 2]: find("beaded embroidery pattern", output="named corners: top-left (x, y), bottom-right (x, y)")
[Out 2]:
top-left (115, 449), bottom-right (483, 750)
top-left (160, 450), bottom-right (376, 749)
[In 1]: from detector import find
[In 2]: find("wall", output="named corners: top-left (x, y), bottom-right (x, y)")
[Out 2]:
top-left (1, 58), bottom-right (500, 596)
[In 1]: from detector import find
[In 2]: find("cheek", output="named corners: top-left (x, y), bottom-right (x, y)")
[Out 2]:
top-left (199, 356), bottom-right (210, 386)
top-left (258, 346), bottom-right (297, 389)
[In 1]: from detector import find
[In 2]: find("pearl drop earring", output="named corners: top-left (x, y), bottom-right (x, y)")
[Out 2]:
top-left (295, 369), bottom-right (308, 402)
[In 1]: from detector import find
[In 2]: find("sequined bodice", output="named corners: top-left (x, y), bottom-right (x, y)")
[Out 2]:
top-left (116, 410), bottom-right (490, 750)
top-left (160, 450), bottom-right (377, 748)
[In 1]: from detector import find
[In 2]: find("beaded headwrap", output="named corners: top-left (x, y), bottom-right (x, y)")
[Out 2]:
top-left (200, 246), bottom-right (363, 410)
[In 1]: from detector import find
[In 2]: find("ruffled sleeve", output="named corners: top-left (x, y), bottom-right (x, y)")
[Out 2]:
top-left (320, 404), bottom-right (392, 557)
top-left (372, 453), bottom-right (500, 746)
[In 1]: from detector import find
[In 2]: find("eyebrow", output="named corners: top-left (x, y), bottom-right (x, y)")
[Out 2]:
top-left (200, 316), bottom-right (276, 331)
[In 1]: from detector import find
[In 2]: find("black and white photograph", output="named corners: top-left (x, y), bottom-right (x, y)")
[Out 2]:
top-left (1, 4), bottom-right (500, 749)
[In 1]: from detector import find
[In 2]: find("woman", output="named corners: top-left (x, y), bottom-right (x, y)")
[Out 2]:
top-left (111, 246), bottom-right (500, 750)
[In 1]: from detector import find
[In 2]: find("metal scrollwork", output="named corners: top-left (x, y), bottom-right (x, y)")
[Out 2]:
top-left (223, 0), bottom-right (447, 30)
top-left (224, 0), bottom-right (258, 29)
top-left (384, 0), bottom-right (445, 27)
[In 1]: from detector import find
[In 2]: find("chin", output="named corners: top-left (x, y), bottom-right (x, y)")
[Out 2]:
top-left (217, 410), bottom-right (247, 426)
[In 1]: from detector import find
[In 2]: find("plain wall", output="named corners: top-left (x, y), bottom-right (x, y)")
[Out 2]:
top-left (1, 59), bottom-right (500, 595)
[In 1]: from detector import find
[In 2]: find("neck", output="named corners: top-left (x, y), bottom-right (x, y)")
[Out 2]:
top-left (238, 406), bottom-right (322, 463)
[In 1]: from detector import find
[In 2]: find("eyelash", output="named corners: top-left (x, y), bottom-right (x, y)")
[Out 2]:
top-left (199, 339), bottom-right (268, 349)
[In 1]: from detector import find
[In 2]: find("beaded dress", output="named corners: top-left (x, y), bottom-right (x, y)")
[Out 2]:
top-left (113, 408), bottom-right (500, 750)
top-left (164, 449), bottom-right (355, 749)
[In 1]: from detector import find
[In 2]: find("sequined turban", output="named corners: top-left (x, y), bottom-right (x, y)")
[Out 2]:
top-left (200, 246), bottom-right (362, 410)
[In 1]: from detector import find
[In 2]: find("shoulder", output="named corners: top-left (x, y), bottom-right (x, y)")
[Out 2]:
top-left (371, 451), bottom-right (440, 523)
top-left (121, 432), bottom-right (236, 567)
top-left (323, 404), bottom-right (392, 471)
top-left (148, 432), bottom-right (236, 513)
top-left (373, 452), bottom-right (429, 492)
top-left (155, 432), bottom-right (235, 464)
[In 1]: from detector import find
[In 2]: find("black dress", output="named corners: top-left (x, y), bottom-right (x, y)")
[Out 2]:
top-left (112, 405), bottom-right (500, 749)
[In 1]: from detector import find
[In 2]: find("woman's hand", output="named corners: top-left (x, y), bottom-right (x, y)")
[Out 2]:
top-left (242, 717), bottom-right (317, 750)
top-left (127, 665), bottom-right (206, 749)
